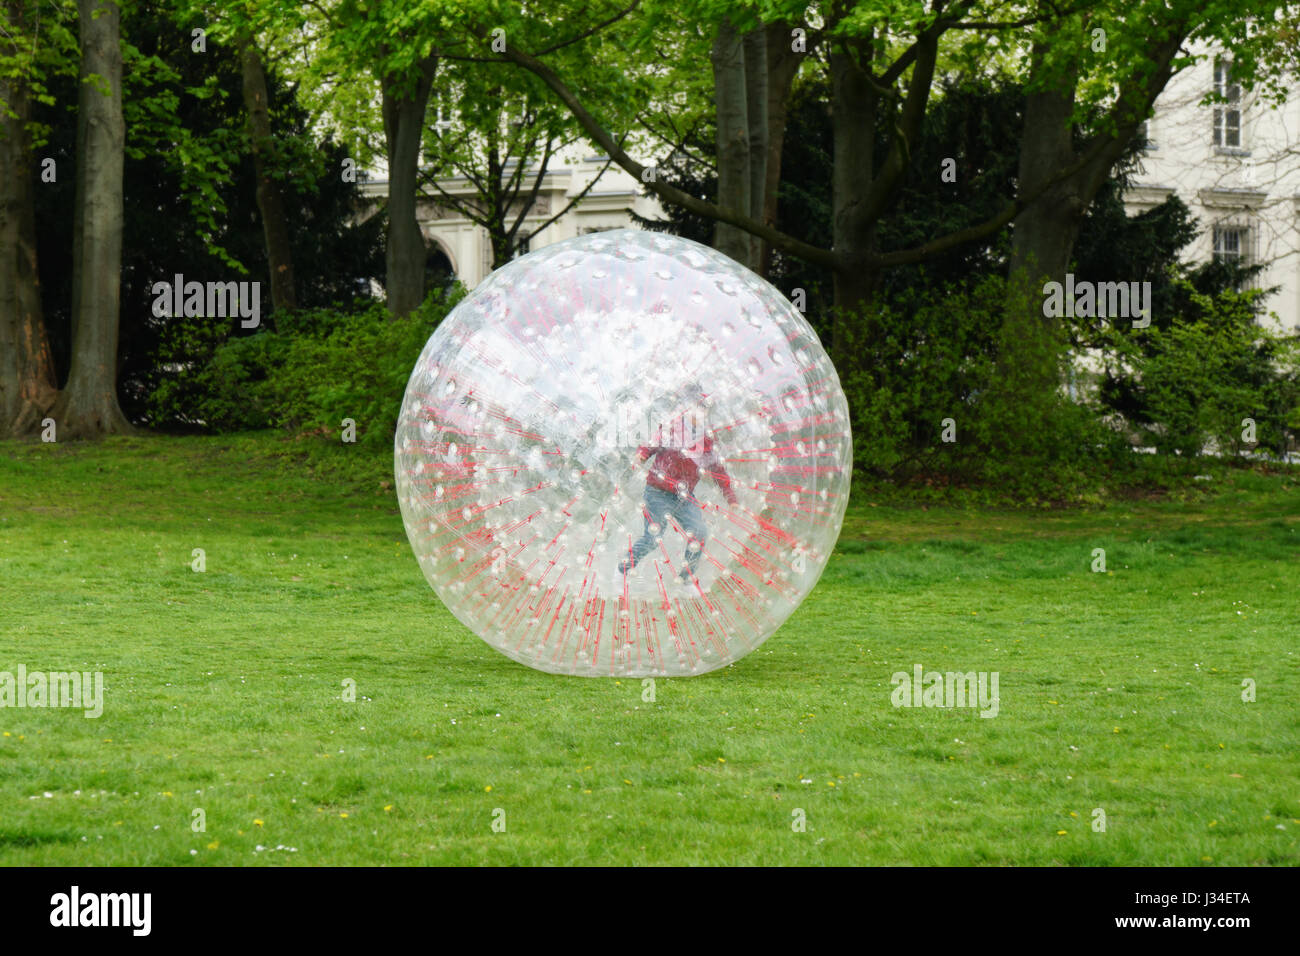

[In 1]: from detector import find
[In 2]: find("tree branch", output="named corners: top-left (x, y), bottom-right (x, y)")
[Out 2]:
top-left (498, 36), bottom-right (840, 270)
top-left (522, 154), bottom-right (618, 243)
top-left (531, 0), bottom-right (642, 57)
top-left (869, 124), bottom-right (1116, 268)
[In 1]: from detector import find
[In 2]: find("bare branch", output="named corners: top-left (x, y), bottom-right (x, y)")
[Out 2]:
top-left (522, 154), bottom-right (619, 243)
top-left (497, 36), bottom-right (840, 270)
top-left (531, 0), bottom-right (642, 57)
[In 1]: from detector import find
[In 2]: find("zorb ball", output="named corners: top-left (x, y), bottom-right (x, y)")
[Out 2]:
top-left (395, 229), bottom-right (851, 676)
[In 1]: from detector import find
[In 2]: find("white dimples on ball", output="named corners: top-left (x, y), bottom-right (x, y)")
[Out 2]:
top-left (394, 229), bottom-right (850, 678)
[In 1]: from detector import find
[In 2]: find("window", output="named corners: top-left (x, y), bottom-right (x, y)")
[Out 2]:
top-left (1212, 225), bottom-right (1248, 266)
top-left (1213, 224), bottom-right (1253, 289)
top-left (1213, 58), bottom-right (1241, 148)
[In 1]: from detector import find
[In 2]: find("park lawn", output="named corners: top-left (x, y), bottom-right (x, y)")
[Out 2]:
top-left (0, 434), bottom-right (1296, 866)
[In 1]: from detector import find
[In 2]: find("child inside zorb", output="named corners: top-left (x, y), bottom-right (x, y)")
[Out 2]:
top-left (618, 383), bottom-right (739, 583)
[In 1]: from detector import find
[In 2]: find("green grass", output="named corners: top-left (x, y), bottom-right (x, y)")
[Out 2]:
top-left (1, 433), bottom-right (1297, 865)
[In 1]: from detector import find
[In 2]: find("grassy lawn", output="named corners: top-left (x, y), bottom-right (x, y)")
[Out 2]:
top-left (1, 434), bottom-right (1296, 865)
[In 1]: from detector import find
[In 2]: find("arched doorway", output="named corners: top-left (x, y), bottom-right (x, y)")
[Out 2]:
top-left (424, 237), bottom-right (457, 298)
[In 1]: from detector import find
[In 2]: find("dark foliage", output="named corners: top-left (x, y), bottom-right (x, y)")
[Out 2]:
top-left (31, 1), bottom-right (384, 427)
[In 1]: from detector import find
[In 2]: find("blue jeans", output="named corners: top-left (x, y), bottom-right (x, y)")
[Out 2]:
top-left (627, 485), bottom-right (707, 574)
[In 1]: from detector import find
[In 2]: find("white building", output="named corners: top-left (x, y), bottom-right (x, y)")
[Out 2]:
top-left (358, 151), bottom-right (664, 290)
top-left (1125, 45), bottom-right (1300, 332)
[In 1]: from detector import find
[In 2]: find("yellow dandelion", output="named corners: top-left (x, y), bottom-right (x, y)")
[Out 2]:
top-left (206, 840), bottom-right (219, 850)
top-left (384, 805), bottom-right (394, 812)
top-left (485, 785), bottom-right (492, 792)
top-left (1057, 830), bottom-right (1067, 835)
top-left (253, 819), bottom-right (264, 827)
top-left (340, 812), bottom-right (348, 818)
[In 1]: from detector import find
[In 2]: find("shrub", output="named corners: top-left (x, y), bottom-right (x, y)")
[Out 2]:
top-left (1094, 278), bottom-right (1300, 458)
top-left (147, 289), bottom-right (463, 447)
top-left (840, 274), bottom-right (1116, 501)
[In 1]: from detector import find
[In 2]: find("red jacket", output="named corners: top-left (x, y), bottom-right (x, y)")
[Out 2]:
top-left (637, 434), bottom-right (737, 504)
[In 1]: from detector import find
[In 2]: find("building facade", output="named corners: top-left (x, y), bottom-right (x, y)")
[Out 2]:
top-left (1124, 44), bottom-right (1300, 332)
top-left (358, 153), bottom-right (664, 290)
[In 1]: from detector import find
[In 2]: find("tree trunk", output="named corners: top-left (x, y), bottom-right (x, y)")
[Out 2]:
top-left (829, 38), bottom-right (878, 366)
top-left (1005, 26), bottom-right (1186, 393)
top-left (1008, 65), bottom-right (1084, 299)
top-left (51, 0), bottom-right (130, 439)
top-left (710, 18), bottom-right (751, 268)
top-left (742, 27), bottom-right (768, 272)
top-left (486, 121), bottom-right (509, 270)
top-left (381, 57), bottom-right (436, 317)
top-left (759, 21), bottom-right (802, 278)
top-left (1004, 67), bottom-right (1081, 392)
top-left (239, 33), bottom-right (295, 320)
top-left (0, 23), bottom-right (58, 438)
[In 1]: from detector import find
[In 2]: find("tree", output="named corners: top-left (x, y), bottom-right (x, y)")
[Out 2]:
top-left (238, 31), bottom-right (296, 314)
top-left (655, 5), bottom-right (805, 275)
top-left (381, 55), bottom-right (438, 317)
top-left (710, 14), bottom-right (751, 266)
top-left (418, 58), bottom-right (614, 270)
top-left (28, 0), bottom-right (384, 424)
top-left (288, 0), bottom-right (651, 310)
top-left (495, 0), bottom-right (1088, 365)
top-left (0, 0), bottom-right (63, 437)
top-left (758, 17), bottom-right (805, 277)
top-left (1004, 0), bottom-right (1298, 394)
top-left (242, 0), bottom-right (442, 317)
top-left (500, 0), bottom-right (1298, 357)
top-left (51, 0), bottom-right (130, 437)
